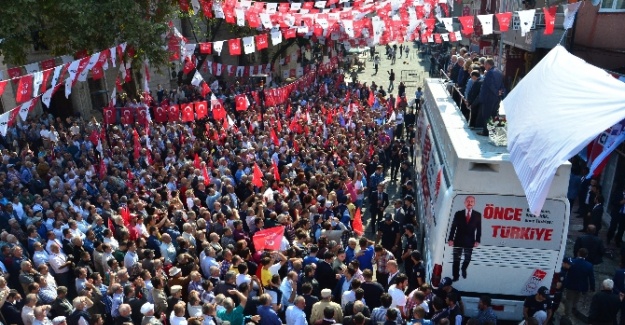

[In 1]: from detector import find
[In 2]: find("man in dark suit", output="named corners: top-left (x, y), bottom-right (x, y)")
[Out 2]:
top-left (574, 224), bottom-right (604, 265)
top-left (1, 290), bottom-right (24, 325)
top-left (466, 70), bottom-right (484, 128)
top-left (563, 248), bottom-right (595, 318)
top-left (477, 58), bottom-right (505, 136)
top-left (370, 184), bottom-right (389, 233)
top-left (591, 195), bottom-right (605, 233)
top-left (447, 195), bottom-right (482, 281)
top-left (315, 251), bottom-right (338, 291)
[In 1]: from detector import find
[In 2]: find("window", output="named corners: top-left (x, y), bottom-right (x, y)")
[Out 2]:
top-left (600, 0), bottom-right (625, 12)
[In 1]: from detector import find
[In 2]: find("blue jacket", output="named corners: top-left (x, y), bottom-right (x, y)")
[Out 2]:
top-left (564, 257), bottom-right (595, 292)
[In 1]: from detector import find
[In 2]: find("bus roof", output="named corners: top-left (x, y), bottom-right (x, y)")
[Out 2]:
top-left (423, 78), bottom-right (570, 197)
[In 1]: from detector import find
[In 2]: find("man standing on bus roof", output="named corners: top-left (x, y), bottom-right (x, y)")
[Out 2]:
top-left (447, 196), bottom-right (482, 282)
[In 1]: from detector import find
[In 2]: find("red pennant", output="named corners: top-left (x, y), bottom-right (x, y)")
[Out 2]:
top-left (284, 29), bottom-right (296, 39)
top-left (543, 7), bottom-right (557, 35)
top-left (272, 160), bottom-right (281, 182)
top-left (449, 32), bottom-right (457, 42)
top-left (91, 63), bottom-right (104, 80)
top-left (495, 12), bottom-right (512, 32)
top-left (201, 82), bottom-right (211, 97)
top-left (212, 99), bottom-right (226, 120)
top-left (195, 101), bottom-right (208, 119)
top-left (7, 67), bottom-right (22, 81)
top-left (252, 226), bottom-right (284, 251)
top-left (179, 0), bottom-right (190, 12)
top-left (200, 0), bottom-right (213, 17)
top-left (199, 42), bottom-right (212, 54)
top-left (252, 163), bottom-right (264, 188)
top-left (15, 75), bottom-right (34, 103)
top-left (256, 34), bottom-right (269, 50)
top-left (183, 57), bottom-right (196, 75)
top-left (41, 59), bottom-right (56, 71)
top-left (168, 104), bottom-right (180, 122)
top-left (121, 107), bottom-right (134, 125)
top-left (0, 81), bottom-right (7, 98)
top-left (434, 33), bottom-right (442, 44)
top-left (458, 16), bottom-right (475, 35)
top-left (228, 39), bottom-right (241, 55)
top-left (181, 102), bottom-right (195, 122)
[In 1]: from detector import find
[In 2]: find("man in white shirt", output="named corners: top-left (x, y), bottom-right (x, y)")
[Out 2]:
top-left (124, 241), bottom-right (139, 269)
top-left (200, 247), bottom-right (219, 278)
top-left (341, 279), bottom-right (362, 308)
top-left (170, 302), bottom-right (188, 325)
top-left (286, 296), bottom-right (308, 325)
top-left (48, 244), bottom-right (72, 288)
top-left (32, 242), bottom-right (50, 268)
top-left (388, 274), bottom-right (408, 319)
top-left (22, 293), bottom-right (39, 325)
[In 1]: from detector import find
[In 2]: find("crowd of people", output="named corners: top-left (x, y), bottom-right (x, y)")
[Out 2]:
top-left (0, 44), bottom-right (504, 325)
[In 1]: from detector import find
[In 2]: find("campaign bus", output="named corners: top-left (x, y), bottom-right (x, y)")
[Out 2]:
top-left (415, 79), bottom-right (571, 321)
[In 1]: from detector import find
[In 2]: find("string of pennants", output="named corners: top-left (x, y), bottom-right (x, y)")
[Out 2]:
top-left (171, 0), bottom-right (583, 50)
top-left (0, 43), bottom-right (130, 137)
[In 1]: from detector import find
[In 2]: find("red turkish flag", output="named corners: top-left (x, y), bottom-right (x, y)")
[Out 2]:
top-left (195, 101), bottom-right (208, 119)
top-left (543, 6), bottom-right (557, 35)
top-left (252, 163), bottom-right (264, 188)
top-left (495, 12), bottom-right (512, 32)
top-left (272, 160), bottom-right (280, 182)
top-left (201, 82), bottom-right (211, 97)
top-left (168, 104), bottom-right (180, 122)
top-left (212, 98), bottom-right (226, 120)
top-left (200, 0), bottom-right (213, 17)
top-left (194, 153), bottom-right (201, 169)
top-left (103, 107), bottom-right (116, 124)
top-left (136, 107), bottom-right (149, 126)
top-left (202, 166), bottom-right (211, 185)
top-left (228, 39), bottom-right (241, 55)
top-left (154, 106), bottom-right (168, 123)
top-left (199, 42), bottom-right (212, 54)
top-left (181, 103), bottom-right (195, 122)
top-left (120, 107), bottom-right (134, 125)
top-left (15, 75), bottom-right (33, 103)
top-left (255, 34), bottom-right (269, 50)
top-left (235, 94), bottom-right (249, 111)
top-left (247, 13), bottom-right (260, 28)
top-left (41, 59), bottom-right (56, 71)
top-left (252, 226), bottom-right (284, 251)
top-left (270, 128), bottom-right (280, 146)
top-left (183, 57), bottom-right (196, 75)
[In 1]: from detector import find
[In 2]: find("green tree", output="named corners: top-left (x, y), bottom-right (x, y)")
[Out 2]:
top-left (0, 0), bottom-right (179, 70)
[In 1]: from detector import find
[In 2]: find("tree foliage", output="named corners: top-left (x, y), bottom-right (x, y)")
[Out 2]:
top-left (0, 0), bottom-right (179, 69)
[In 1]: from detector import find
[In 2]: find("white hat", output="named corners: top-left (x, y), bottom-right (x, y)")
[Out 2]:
top-left (169, 267), bottom-right (182, 276)
top-left (52, 316), bottom-right (67, 325)
top-left (321, 289), bottom-right (332, 298)
top-left (140, 302), bottom-right (155, 315)
top-left (171, 285), bottom-right (183, 294)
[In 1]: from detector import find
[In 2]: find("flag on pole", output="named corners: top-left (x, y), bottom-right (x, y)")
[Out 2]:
top-left (252, 226), bottom-right (285, 251)
top-left (252, 163), bottom-right (264, 188)
top-left (272, 160), bottom-right (280, 182)
top-left (353, 208), bottom-right (364, 236)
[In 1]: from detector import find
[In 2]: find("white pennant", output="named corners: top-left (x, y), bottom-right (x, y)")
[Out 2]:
top-left (51, 65), bottom-right (64, 87)
top-left (42, 87), bottom-right (55, 108)
top-left (563, 2), bottom-right (582, 30)
top-left (242, 36), bottom-right (255, 55)
top-left (441, 17), bottom-right (454, 32)
top-left (260, 14), bottom-right (273, 29)
top-left (213, 41), bottom-right (224, 56)
top-left (66, 59), bottom-right (82, 83)
top-left (236, 66), bottom-right (244, 77)
top-left (191, 71), bottom-right (204, 86)
top-left (181, 44), bottom-right (197, 60)
top-left (19, 99), bottom-right (34, 121)
top-left (235, 9), bottom-right (246, 26)
top-left (213, 2), bottom-right (225, 18)
top-left (271, 30), bottom-right (283, 45)
top-left (266, 3), bottom-right (277, 13)
top-left (517, 9), bottom-right (536, 37)
top-left (477, 14), bottom-right (494, 35)
top-left (61, 55), bottom-right (73, 64)
top-left (454, 31), bottom-right (463, 41)
top-left (441, 33), bottom-right (449, 41)
top-left (0, 111), bottom-right (10, 137)
top-left (25, 63), bottom-right (40, 74)
top-left (191, 0), bottom-right (201, 14)
top-left (78, 52), bottom-right (100, 82)
top-left (343, 20), bottom-right (354, 38)
top-left (65, 77), bottom-right (73, 98)
top-left (110, 87), bottom-right (117, 106)
top-left (109, 46), bottom-right (117, 67)
top-left (32, 72), bottom-right (44, 97)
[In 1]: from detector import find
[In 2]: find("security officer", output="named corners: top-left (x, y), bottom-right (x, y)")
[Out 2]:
top-left (404, 195), bottom-right (417, 226)
top-left (377, 213), bottom-right (402, 256)
top-left (402, 224), bottom-right (419, 279)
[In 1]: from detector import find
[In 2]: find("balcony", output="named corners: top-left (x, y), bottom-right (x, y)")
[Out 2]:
top-left (501, 12), bottom-right (566, 52)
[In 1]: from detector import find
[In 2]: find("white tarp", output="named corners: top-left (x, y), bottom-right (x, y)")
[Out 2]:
top-left (505, 45), bottom-right (625, 215)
